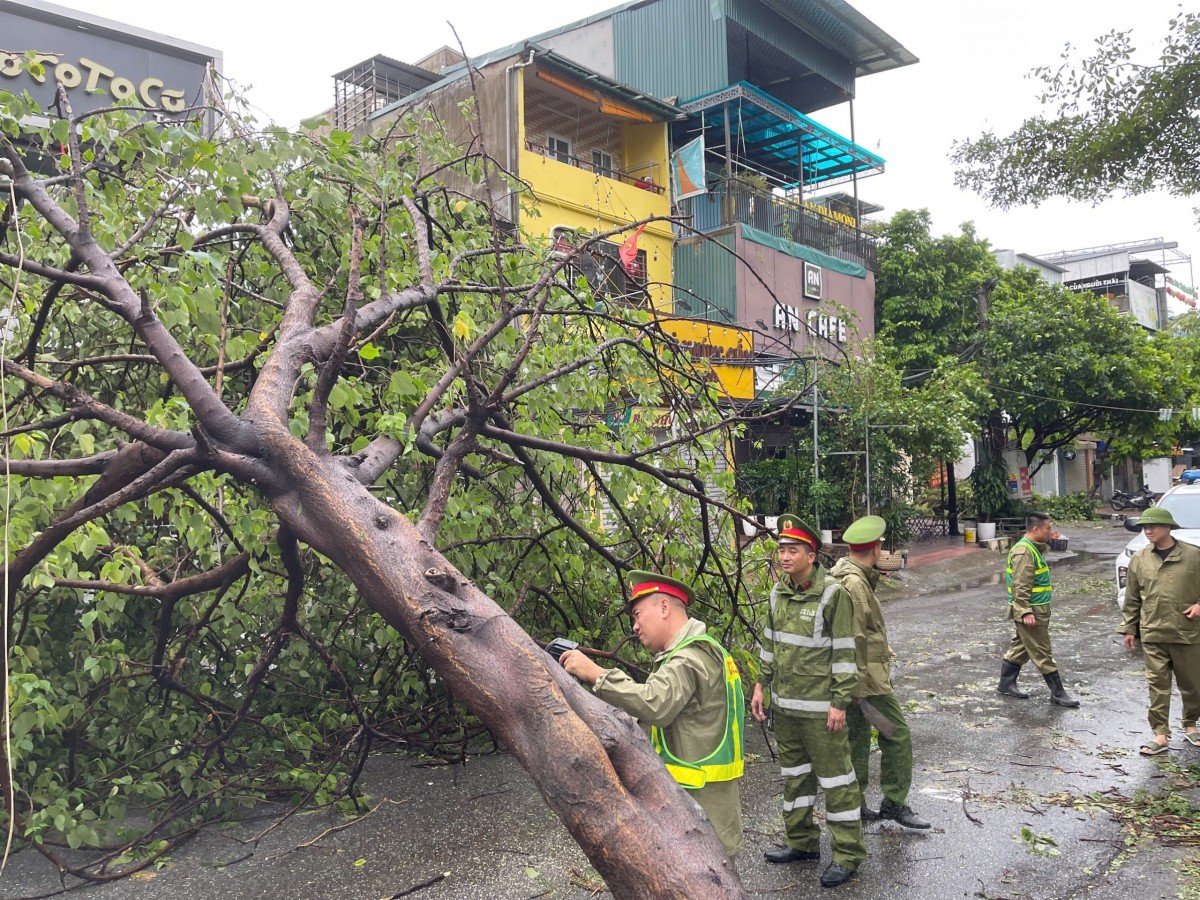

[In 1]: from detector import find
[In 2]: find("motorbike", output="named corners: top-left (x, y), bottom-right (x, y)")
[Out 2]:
top-left (1110, 486), bottom-right (1156, 512)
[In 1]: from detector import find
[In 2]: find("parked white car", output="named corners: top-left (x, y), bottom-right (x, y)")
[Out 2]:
top-left (1115, 483), bottom-right (1200, 609)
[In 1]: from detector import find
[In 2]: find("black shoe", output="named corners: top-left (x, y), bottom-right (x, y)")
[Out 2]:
top-left (764, 846), bottom-right (821, 863)
top-left (998, 660), bottom-right (1030, 699)
top-left (1044, 672), bottom-right (1080, 708)
top-left (861, 806), bottom-right (881, 822)
top-left (879, 799), bottom-right (931, 829)
top-left (820, 862), bottom-right (857, 888)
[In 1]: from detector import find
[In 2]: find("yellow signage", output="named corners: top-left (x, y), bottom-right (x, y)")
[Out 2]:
top-left (658, 318), bottom-right (755, 401)
top-left (803, 200), bottom-right (857, 229)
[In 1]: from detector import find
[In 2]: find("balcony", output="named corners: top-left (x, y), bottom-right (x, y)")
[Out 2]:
top-left (523, 140), bottom-right (665, 195)
top-left (678, 181), bottom-right (877, 271)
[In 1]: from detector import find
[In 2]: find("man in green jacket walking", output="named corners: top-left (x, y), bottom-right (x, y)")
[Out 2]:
top-left (830, 515), bottom-right (930, 831)
top-left (1117, 507), bottom-right (1200, 755)
top-left (751, 514), bottom-right (866, 889)
top-left (996, 512), bottom-right (1079, 707)
top-left (560, 571), bottom-right (745, 856)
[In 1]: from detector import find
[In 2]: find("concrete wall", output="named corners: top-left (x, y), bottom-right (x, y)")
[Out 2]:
top-left (538, 19), bottom-right (615, 78)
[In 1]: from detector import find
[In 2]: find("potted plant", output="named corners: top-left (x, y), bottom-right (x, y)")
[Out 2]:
top-left (970, 457), bottom-right (1009, 540)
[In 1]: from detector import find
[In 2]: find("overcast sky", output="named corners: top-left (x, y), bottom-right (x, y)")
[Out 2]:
top-left (52, 0), bottom-right (1200, 292)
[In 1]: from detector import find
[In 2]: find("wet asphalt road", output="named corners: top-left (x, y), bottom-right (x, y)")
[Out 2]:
top-left (5, 521), bottom-right (1198, 899)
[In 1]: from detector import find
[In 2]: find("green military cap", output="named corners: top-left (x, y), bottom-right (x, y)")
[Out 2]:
top-left (843, 514), bottom-right (887, 549)
top-left (623, 569), bottom-right (695, 613)
top-left (776, 513), bottom-right (821, 551)
top-left (1135, 507), bottom-right (1180, 529)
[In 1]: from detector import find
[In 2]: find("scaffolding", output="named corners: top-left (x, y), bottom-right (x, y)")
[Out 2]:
top-left (332, 55), bottom-right (440, 131)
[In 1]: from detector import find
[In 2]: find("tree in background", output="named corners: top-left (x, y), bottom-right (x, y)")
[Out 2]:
top-left (951, 10), bottom-right (1200, 213)
top-left (873, 209), bottom-right (1000, 373)
top-left (0, 82), bottom-right (755, 895)
top-left (980, 268), bottom-right (1187, 474)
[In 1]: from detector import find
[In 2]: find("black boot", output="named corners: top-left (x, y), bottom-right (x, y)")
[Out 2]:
top-left (1044, 672), bottom-right (1080, 707)
top-left (997, 660), bottom-right (1030, 699)
top-left (878, 798), bottom-right (931, 829)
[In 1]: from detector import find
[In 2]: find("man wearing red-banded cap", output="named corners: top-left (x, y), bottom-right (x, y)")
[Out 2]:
top-left (559, 570), bottom-right (745, 857)
top-left (751, 514), bottom-right (866, 888)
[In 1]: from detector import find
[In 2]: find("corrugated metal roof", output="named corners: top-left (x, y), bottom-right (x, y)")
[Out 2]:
top-left (371, 42), bottom-right (681, 123)
top-left (754, 0), bottom-right (918, 76)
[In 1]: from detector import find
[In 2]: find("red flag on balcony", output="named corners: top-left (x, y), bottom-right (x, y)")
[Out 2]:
top-left (619, 224), bottom-right (647, 278)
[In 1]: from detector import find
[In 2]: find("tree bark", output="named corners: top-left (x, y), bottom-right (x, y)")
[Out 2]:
top-left (254, 422), bottom-right (746, 898)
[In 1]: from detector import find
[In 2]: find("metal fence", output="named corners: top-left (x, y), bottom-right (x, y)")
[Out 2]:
top-left (678, 182), bottom-right (877, 271)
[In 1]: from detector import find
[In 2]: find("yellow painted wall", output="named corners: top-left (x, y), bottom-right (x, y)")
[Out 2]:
top-left (517, 71), bottom-right (673, 312)
top-left (657, 318), bottom-right (756, 401)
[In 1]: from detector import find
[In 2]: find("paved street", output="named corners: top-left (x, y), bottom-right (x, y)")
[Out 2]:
top-left (5, 522), bottom-right (1198, 899)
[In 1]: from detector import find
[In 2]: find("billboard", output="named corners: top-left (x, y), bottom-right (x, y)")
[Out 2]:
top-left (0, 0), bottom-right (220, 119)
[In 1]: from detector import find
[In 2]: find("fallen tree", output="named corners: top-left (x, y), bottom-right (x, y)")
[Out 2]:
top-left (0, 83), bottom-right (767, 895)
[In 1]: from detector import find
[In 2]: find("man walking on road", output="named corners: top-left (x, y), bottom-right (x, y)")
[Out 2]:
top-left (1117, 507), bottom-right (1200, 755)
top-left (752, 514), bottom-right (867, 889)
top-left (996, 512), bottom-right (1080, 707)
top-left (830, 515), bottom-right (930, 831)
top-left (559, 571), bottom-right (746, 856)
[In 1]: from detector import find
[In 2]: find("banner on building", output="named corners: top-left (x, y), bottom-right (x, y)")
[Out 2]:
top-left (671, 135), bottom-right (706, 201)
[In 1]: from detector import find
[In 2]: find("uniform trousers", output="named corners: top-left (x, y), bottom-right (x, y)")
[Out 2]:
top-left (846, 693), bottom-right (912, 807)
top-left (774, 712), bottom-right (867, 869)
top-left (1141, 641), bottom-right (1200, 737)
top-left (1002, 606), bottom-right (1058, 674)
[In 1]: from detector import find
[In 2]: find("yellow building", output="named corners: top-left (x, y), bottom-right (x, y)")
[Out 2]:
top-left (357, 45), bottom-right (750, 400)
top-left (514, 52), bottom-right (675, 312)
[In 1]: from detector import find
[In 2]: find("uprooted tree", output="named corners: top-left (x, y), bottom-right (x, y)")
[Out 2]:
top-left (0, 79), bottom-right (803, 896)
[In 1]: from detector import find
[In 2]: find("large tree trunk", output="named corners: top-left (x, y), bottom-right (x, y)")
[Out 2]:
top-left (255, 423), bottom-right (746, 898)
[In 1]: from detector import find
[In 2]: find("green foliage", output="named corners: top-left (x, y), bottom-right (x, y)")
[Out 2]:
top-left (970, 456), bottom-right (1011, 521)
top-left (953, 11), bottom-right (1200, 213)
top-left (0, 89), bottom-right (756, 870)
top-left (983, 267), bottom-right (1187, 468)
top-left (1024, 492), bottom-right (1101, 521)
top-left (873, 209), bottom-right (1000, 371)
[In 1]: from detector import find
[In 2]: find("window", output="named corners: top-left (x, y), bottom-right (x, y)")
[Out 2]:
top-left (547, 134), bottom-right (571, 164)
top-left (548, 226), bottom-right (648, 304)
top-left (591, 150), bottom-right (614, 178)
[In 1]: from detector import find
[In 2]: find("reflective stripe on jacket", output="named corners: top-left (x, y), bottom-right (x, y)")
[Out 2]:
top-left (756, 566), bottom-right (858, 716)
top-left (650, 633), bottom-right (745, 788)
top-left (1007, 537), bottom-right (1051, 610)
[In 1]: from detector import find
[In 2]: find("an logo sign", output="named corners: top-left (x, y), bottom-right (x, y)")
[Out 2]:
top-left (803, 262), bottom-right (822, 300)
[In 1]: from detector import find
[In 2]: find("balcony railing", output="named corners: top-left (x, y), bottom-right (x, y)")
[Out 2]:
top-left (677, 181), bottom-right (877, 270)
top-left (524, 140), bottom-right (665, 195)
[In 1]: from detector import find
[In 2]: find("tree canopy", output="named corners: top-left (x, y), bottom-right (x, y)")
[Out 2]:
top-left (0, 78), bottom-right (768, 895)
top-left (951, 10), bottom-right (1200, 210)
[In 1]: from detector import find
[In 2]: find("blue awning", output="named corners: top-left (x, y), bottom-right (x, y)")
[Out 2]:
top-left (675, 81), bottom-right (884, 189)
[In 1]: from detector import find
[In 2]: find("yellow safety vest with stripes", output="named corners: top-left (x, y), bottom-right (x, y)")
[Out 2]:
top-left (649, 634), bottom-right (745, 789)
top-left (1006, 537), bottom-right (1052, 606)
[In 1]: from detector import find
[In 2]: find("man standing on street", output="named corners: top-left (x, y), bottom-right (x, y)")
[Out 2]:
top-left (1117, 507), bottom-right (1200, 755)
top-left (830, 515), bottom-right (930, 831)
top-left (559, 571), bottom-right (745, 857)
top-left (996, 512), bottom-right (1080, 707)
top-left (752, 514), bottom-right (867, 889)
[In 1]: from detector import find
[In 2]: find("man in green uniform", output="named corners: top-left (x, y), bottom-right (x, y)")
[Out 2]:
top-left (996, 512), bottom-right (1079, 707)
top-left (751, 514), bottom-right (866, 889)
top-left (560, 571), bottom-right (745, 857)
top-left (830, 515), bottom-right (930, 831)
top-left (1117, 507), bottom-right (1200, 755)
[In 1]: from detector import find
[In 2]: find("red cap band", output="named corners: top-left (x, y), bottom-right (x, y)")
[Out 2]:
top-left (631, 580), bottom-right (690, 605)
top-left (848, 540), bottom-right (881, 551)
top-left (779, 527), bottom-right (816, 548)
